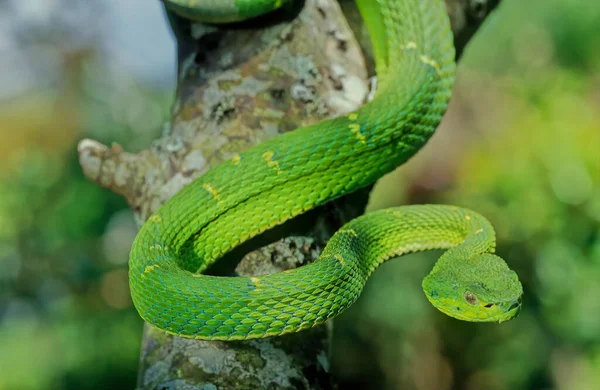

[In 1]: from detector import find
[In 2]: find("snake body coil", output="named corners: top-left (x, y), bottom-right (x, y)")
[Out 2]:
top-left (129, 0), bottom-right (523, 340)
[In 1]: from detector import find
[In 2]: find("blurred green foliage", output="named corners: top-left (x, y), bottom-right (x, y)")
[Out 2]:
top-left (1, 0), bottom-right (599, 389)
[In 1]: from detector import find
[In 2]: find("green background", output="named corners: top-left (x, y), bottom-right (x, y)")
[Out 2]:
top-left (0, 0), bottom-right (598, 389)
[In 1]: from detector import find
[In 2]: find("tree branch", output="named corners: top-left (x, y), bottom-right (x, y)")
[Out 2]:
top-left (78, 0), bottom-right (502, 388)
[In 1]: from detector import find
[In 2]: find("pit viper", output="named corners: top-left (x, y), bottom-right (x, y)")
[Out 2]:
top-left (128, 0), bottom-right (523, 341)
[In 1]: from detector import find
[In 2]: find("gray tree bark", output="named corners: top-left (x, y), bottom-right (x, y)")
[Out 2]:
top-left (78, 0), bottom-right (501, 388)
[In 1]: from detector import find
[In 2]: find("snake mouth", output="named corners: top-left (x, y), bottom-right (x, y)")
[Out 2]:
top-left (483, 296), bottom-right (522, 322)
top-left (508, 298), bottom-right (522, 312)
top-left (498, 296), bottom-right (522, 312)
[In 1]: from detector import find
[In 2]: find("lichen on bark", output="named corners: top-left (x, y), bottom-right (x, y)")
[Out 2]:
top-left (78, 0), bottom-right (502, 388)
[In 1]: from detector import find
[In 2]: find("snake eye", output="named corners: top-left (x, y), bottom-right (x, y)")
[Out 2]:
top-left (464, 291), bottom-right (478, 305)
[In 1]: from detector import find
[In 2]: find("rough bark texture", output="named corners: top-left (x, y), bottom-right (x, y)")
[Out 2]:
top-left (78, 0), bottom-right (502, 388)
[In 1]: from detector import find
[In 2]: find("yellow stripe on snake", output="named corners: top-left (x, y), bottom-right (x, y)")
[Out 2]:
top-left (129, 0), bottom-right (523, 340)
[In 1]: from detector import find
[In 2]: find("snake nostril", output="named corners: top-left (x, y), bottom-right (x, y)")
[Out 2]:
top-left (484, 303), bottom-right (493, 308)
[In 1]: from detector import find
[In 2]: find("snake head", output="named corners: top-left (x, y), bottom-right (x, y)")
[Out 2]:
top-left (422, 253), bottom-right (523, 322)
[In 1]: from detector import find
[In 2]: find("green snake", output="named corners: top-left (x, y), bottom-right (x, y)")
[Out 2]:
top-left (129, 0), bottom-right (523, 341)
